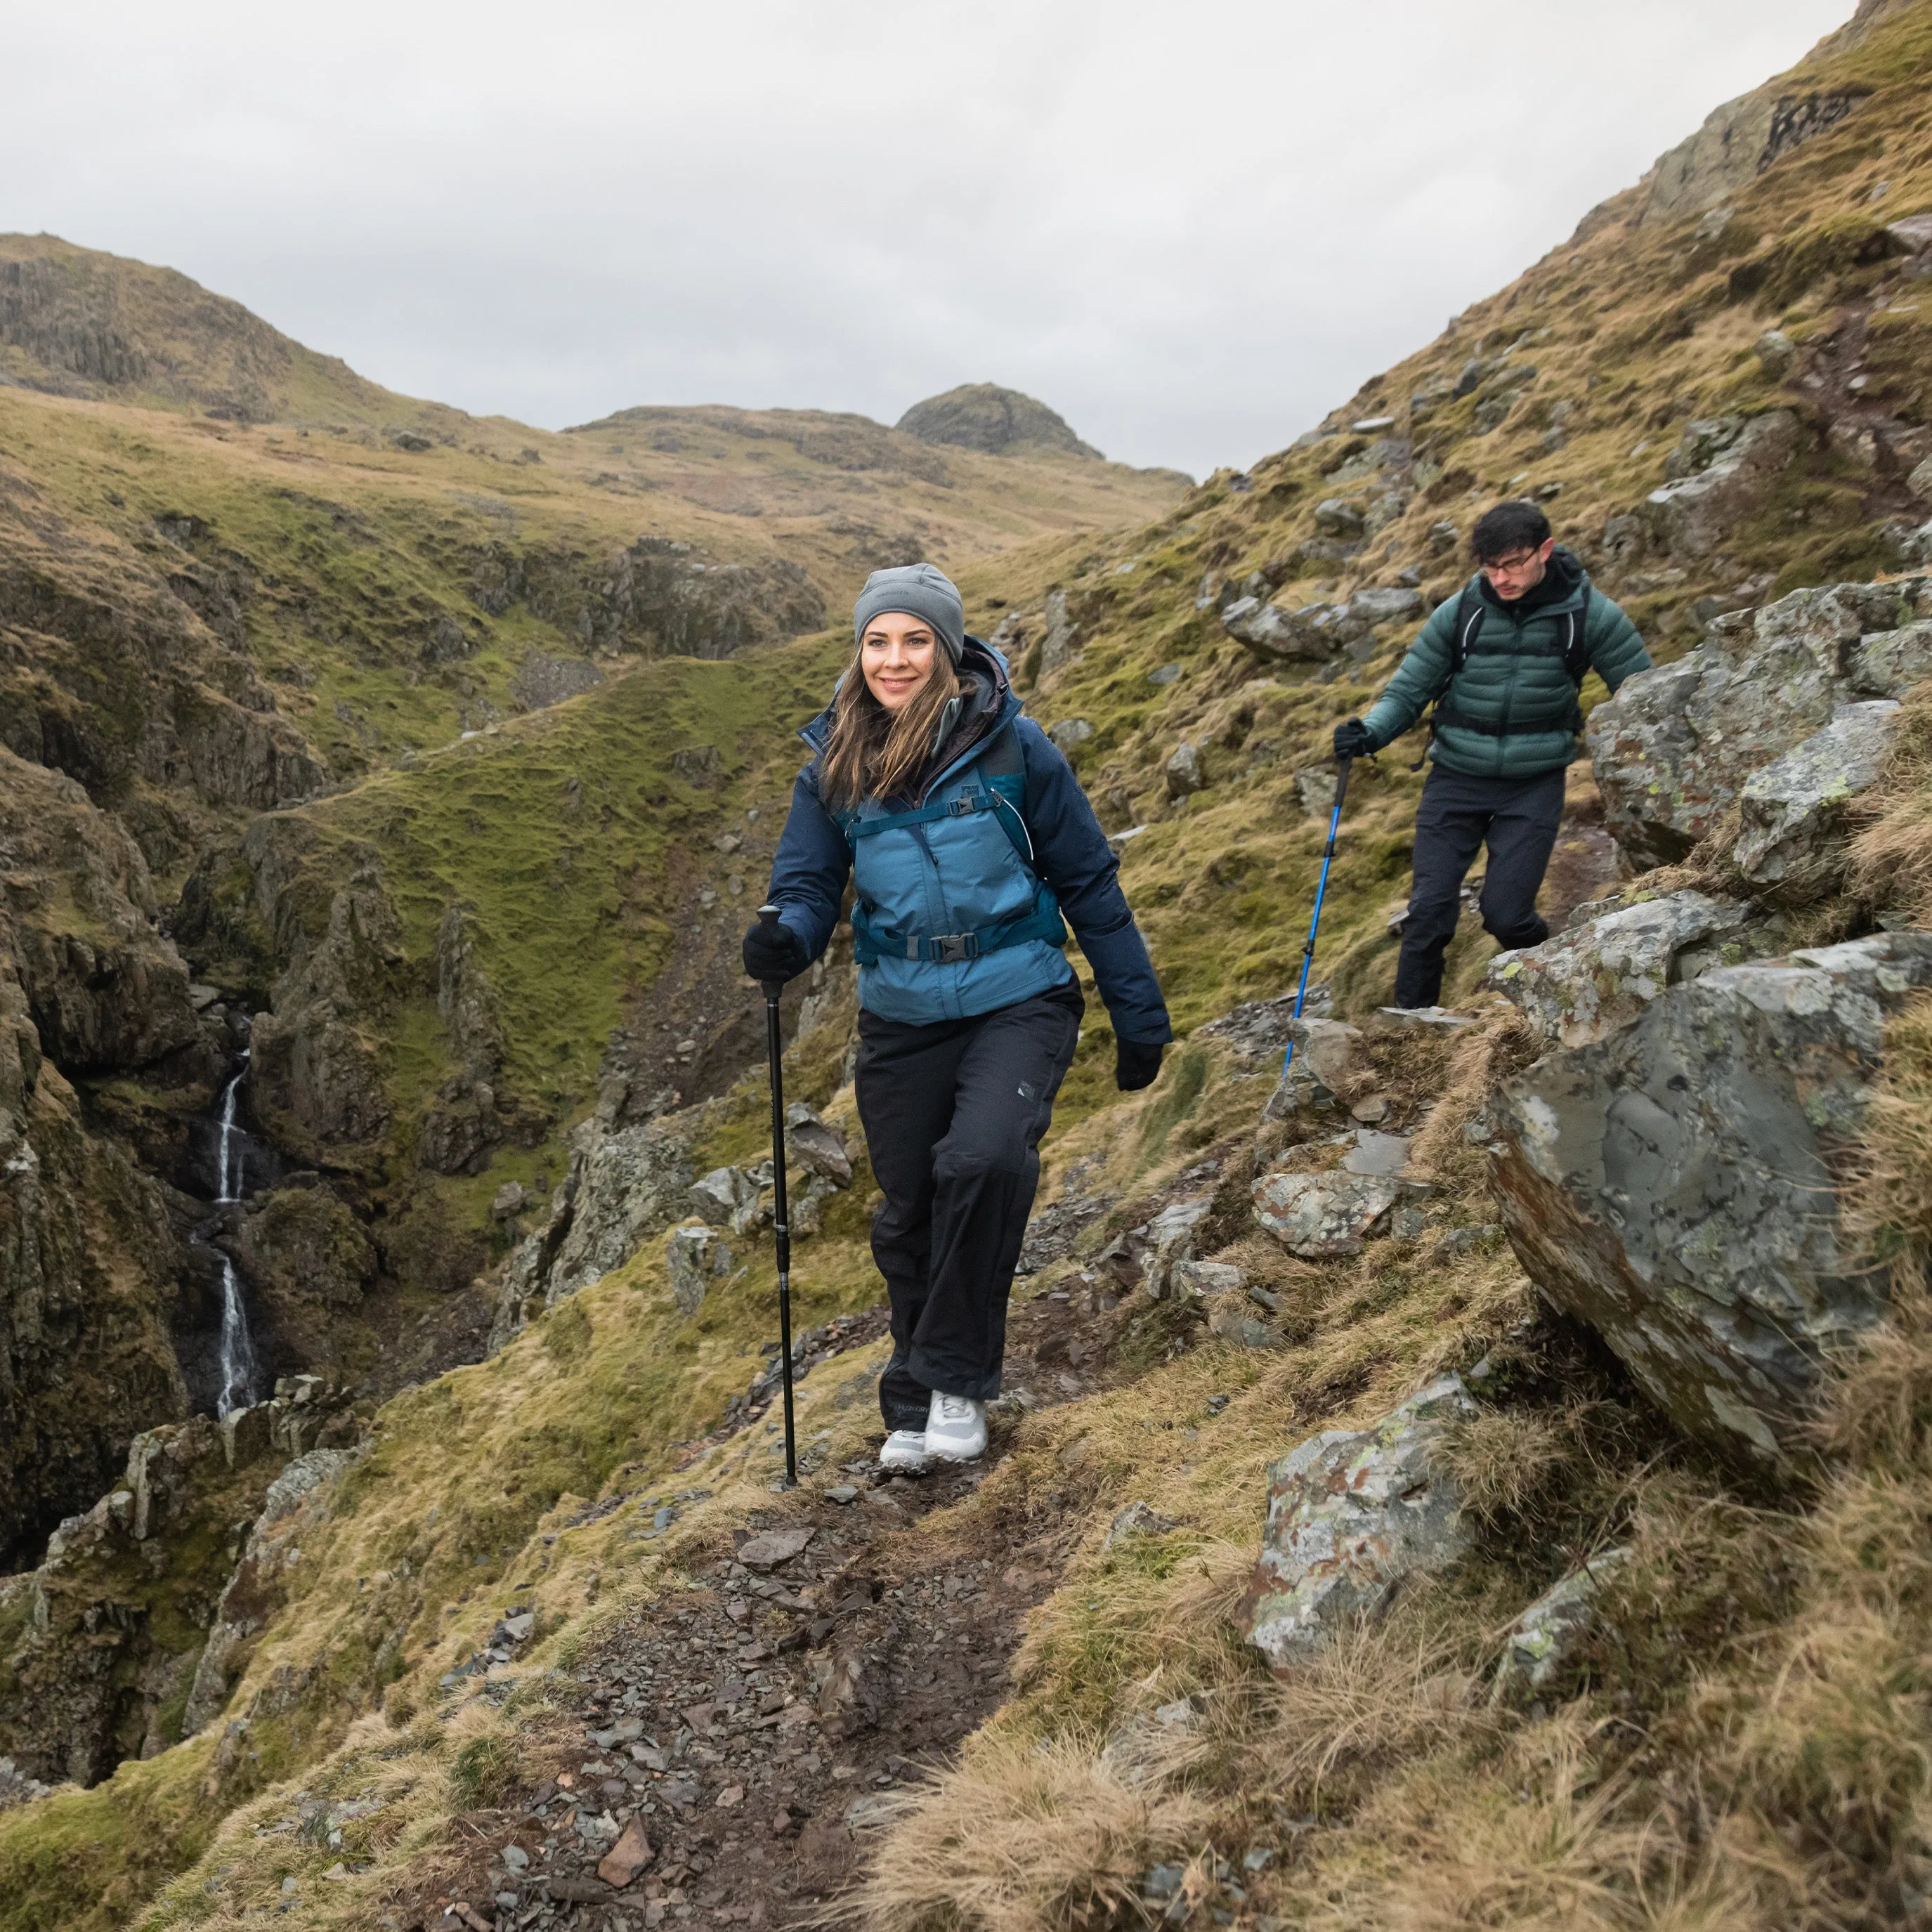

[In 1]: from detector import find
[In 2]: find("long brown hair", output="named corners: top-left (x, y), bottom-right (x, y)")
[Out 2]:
top-left (818, 644), bottom-right (962, 811)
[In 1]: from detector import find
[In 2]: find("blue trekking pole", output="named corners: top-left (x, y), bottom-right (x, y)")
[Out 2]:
top-left (1282, 757), bottom-right (1354, 1078)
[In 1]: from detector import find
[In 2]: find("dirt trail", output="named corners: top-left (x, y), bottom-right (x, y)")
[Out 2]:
top-left (398, 1287), bottom-right (1130, 1931)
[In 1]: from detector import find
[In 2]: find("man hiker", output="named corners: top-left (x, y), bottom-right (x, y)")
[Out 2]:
top-left (1332, 500), bottom-right (1650, 1010)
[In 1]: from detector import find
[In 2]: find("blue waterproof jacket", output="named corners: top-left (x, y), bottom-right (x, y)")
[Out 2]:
top-left (766, 640), bottom-right (1172, 1043)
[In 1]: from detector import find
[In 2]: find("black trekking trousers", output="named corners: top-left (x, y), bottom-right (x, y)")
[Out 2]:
top-left (1392, 764), bottom-right (1567, 1010)
top-left (854, 982), bottom-right (1083, 1431)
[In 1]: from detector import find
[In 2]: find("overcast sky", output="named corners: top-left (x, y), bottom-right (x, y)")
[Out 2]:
top-left (7, 0), bottom-right (1854, 477)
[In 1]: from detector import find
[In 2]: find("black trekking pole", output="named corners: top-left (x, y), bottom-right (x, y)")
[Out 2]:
top-left (756, 904), bottom-right (799, 1489)
top-left (1281, 757), bottom-right (1353, 1080)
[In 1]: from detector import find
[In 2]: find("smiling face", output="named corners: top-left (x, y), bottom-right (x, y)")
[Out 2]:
top-left (859, 611), bottom-right (941, 712)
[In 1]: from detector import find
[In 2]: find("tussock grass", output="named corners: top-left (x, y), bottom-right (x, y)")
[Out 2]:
top-left (840, 1732), bottom-right (1210, 1932)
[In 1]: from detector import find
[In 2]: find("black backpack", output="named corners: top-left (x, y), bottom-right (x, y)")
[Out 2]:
top-left (1425, 579), bottom-right (1595, 744)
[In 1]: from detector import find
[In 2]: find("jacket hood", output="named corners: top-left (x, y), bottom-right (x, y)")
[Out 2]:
top-left (1476, 543), bottom-right (1588, 617)
top-left (799, 635), bottom-right (1019, 759)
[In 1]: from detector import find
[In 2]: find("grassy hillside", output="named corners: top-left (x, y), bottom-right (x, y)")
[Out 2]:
top-left (6, 1), bottom-right (1932, 1924)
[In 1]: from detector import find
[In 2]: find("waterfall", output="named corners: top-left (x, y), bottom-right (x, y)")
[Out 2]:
top-left (211, 1056), bottom-right (260, 1419)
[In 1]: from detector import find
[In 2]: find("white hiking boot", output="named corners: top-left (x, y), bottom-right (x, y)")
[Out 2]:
top-left (925, 1391), bottom-right (988, 1463)
top-left (878, 1429), bottom-right (930, 1474)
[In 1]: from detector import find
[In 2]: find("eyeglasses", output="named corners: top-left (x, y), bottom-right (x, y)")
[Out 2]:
top-left (1482, 550), bottom-right (1543, 574)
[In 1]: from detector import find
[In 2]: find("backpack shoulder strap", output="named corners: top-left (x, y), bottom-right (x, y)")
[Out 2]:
top-left (1561, 583), bottom-right (1594, 686)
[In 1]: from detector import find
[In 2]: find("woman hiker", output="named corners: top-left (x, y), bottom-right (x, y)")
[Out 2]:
top-left (743, 563), bottom-right (1172, 1473)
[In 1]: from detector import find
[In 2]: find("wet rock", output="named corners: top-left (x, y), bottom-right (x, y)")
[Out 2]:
top-left (1643, 410), bottom-right (1799, 559)
top-left (785, 1102), bottom-right (852, 1186)
top-left (1253, 1168), bottom-right (1400, 1258)
top-left (1491, 1548), bottom-right (1629, 1705)
top-left (1492, 934), bottom-right (1932, 1458)
top-left (1733, 701), bottom-right (1898, 902)
top-left (1240, 1374), bottom-right (1475, 1669)
top-left (1588, 575), bottom-right (1932, 868)
top-left (1487, 890), bottom-right (1759, 1047)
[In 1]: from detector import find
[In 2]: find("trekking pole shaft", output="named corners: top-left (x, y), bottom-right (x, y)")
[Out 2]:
top-left (1283, 757), bottom-right (1353, 1078)
top-left (757, 906), bottom-right (797, 1489)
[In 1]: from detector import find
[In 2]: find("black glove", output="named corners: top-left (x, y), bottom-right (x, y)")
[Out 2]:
top-left (1116, 1038), bottom-right (1165, 1092)
top-left (742, 919), bottom-right (809, 986)
top-left (1333, 718), bottom-right (1374, 761)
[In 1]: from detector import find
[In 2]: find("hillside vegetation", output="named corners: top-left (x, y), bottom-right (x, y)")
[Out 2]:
top-left (6, 2), bottom-right (1932, 1928)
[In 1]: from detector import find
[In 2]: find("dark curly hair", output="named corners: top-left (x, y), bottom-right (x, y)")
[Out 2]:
top-left (1469, 500), bottom-right (1552, 561)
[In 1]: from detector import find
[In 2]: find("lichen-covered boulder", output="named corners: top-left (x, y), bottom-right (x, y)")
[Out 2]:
top-left (1487, 890), bottom-right (1758, 1047)
top-left (1262, 1017), bottom-right (1366, 1119)
top-left (1588, 575), bottom-right (1931, 870)
top-left (1253, 1168), bottom-right (1400, 1257)
top-left (1240, 1374), bottom-right (1475, 1670)
top-left (784, 1102), bottom-right (852, 1187)
top-left (1491, 1548), bottom-right (1629, 1705)
top-left (1220, 596), bottom-right (1345, 663)
top-left (1733, 700), bottom-right (1898, 901)
top-left (1491, 933), bottom-right (1932, 1458)
top-left (1139, 1196), bottom-right (1213, 1299)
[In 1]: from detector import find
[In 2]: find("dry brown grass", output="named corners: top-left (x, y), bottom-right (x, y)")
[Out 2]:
top-left (1850, 686), bottom-right (1932, 927)
top-left (840, 1731), bottom-right (1210, 1932)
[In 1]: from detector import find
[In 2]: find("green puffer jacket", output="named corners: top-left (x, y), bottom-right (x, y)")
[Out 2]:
top-left (1359, 549), bottom-right (1650, 779)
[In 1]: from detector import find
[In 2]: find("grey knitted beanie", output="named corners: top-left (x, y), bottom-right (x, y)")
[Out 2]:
top-left (851, 563), bottom-right (965, 664)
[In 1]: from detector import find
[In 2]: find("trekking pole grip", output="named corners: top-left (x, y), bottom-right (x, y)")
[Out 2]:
top-left (757, 902), bottom-right (783, 1000)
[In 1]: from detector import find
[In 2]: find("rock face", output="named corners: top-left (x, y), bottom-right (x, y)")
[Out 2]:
top-left (665, 1224), bottom-right (733, 1318)
top-left (0, 1384), bottom-right (360, 1786)
top-left (1222, 585), bottom-right (1425, 666)
top-left (1492, 934), bottom-right (1932, 1458)
top-left (894, 385), bottom-right (1099, 459)
top-left (1588, 575), bottom-right (1932, 869)
top-left (0, 749), bottom-right (202, 1075)
top-left (1240, 1375), bottom-right (1476, 1670)
top-left (490, 1118), bottom-right (696, 1347)
top-left (1487, 890), bottom-right (1761, 1048)
top-left (1643, 411), bottom-right (1799, 560)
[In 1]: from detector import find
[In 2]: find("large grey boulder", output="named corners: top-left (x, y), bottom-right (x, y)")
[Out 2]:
top-left (1240, 1374), bottom-right (1475, 1670)
top-left (1491, 933), bottom-right (1932, 1458)
top-left (1588, 575), bottom-right (1931, 869)
top-left (1487, 889), bottom-right (1759, 1047)
top-left (1643, 410), bottom-right (1799, 559)
top-left (1733, 701), bottom-right (1899, 902)
top-left (1220, 596), bottom-right (1344, 663)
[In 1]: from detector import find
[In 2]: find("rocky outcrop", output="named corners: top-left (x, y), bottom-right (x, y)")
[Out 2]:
top-left (490, 1118), bottom-right (696, 1347)
top-left (0, 953), bottom-right (190, 1567)
top-left (665, 1224), bottom-right (733, 1318)
top-left (248, 854), bottom-right (403, 1154)
top-left (1487, 890), bottom-right (1764, 1048)
top-left (895, 385), bottom-right (1100, 459)
top-left (233, 1187), bottom-right (377, 1376)
top-left (1492, 934), bottom-right (1932, 1459)
top-left (1732, 700), bottom-right (1898, 903)
top-left (1222, 585), bottom-right (1425, 666)
top-left (1253, 1168), bottom-right (1402, 1258)
top-left (0, 749), bottom-right (203, 1076)
top-left (1240, 1375), bottom-right (1476, 1670)
top-left (1588, 575), bottom-right (1932, 869)
top-left (1643, 412), bottom-right (1799, 561)
top-left (0, 1381), bottom-right (360, 1786)
top-left (417, 900), bottom-right (508, 1176)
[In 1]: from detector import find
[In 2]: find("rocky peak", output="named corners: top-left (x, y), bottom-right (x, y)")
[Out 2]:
top-left (895, 383), bottom-right (1101, 458)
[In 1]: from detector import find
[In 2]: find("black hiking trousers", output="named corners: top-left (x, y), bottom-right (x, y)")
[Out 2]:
top-left (854, 981), bottom-right (1083, 1432)
top-left (1392, 764), bottom-right (1567, 1010)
